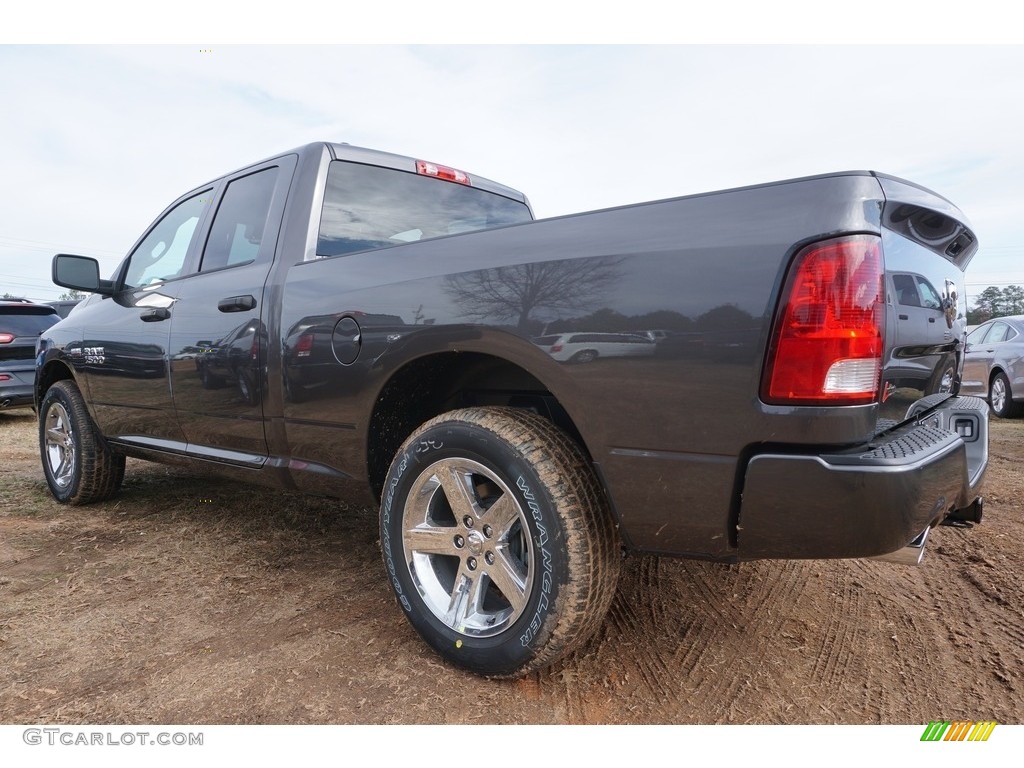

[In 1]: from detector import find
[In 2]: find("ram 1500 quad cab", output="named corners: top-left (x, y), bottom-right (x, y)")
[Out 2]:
top-left (37, 142), bottom-right (988, 676)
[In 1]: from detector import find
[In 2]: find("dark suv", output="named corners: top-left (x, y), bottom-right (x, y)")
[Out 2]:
top-left (1, 300), bottom-right (61, 410)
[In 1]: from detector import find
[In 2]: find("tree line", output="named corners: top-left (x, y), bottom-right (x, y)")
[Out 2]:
top-left (1, 289), bottom-right (82, 302)
top-left (968, 285), bottom-right (1024, 325)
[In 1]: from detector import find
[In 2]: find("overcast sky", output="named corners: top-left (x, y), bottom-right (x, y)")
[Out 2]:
top-left (2, 40), bottom-right (1023, 305)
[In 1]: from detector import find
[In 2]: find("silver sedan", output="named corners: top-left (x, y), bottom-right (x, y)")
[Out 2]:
top-left (961, 315), bottom-right (1024, 418)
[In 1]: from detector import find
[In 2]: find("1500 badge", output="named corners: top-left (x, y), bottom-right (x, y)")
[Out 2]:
top-left (70, 346), bottom-right (105, 365)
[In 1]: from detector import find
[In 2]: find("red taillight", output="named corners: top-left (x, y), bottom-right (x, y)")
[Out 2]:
top-left (0, 374), bottom-right (10, 381)
top-left (762, 234), bottom-right (885, 405)
top-left (296, 333), bottom-right (314, 358)
top-left (416, 160), bottom-right (471, 186)
top-left (550, 344), bottom-right (563, 353)
top-left (0, 333), bottom-right (14, 344)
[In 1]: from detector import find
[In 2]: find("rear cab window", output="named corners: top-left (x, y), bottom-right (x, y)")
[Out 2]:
top-left (316, 161), bottom-right (533, 258)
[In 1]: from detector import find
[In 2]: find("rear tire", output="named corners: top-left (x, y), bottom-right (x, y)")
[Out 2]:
top-left (39, 380), bottom-right (125, 504)
top-left (379, 406), bottom-right (620, 677)
top-left (990, 371), bottom-right (1023, 418)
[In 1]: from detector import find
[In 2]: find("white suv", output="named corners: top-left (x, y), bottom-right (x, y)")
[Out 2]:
top-left (532, 332), bottom-right (656, 363)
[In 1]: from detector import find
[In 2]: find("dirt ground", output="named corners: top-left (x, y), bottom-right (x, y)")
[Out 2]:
top-left (1, 407), bottom-right (1021, 725)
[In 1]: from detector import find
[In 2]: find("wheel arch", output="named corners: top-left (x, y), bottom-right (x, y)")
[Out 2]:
top-left (989, 364), bottom-right (1024, 404)
top-left (988, 364), bottom-right (1013, 399)
top-left (989, 364), bottom-right (1009, 384)
top-left (366, 351), bottom-right (590, 501)
top-left (35, 359), bottom-right (78, 410)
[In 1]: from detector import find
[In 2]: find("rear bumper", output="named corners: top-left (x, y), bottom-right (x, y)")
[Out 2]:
top-left (1, 368), bottom-right (36, 409)
top-left (737, 396), bottom-right (988, 560)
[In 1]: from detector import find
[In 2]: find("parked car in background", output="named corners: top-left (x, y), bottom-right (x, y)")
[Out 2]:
top-left (1, 300), bottom-right (61, 410)
top-left (636, 329), bottom-right (671, 342)
top-left (532, 331), bottom-right (656, 363)
top-left (47, 299), bottom-right (83, 319)
top-left (961, 315), bottom-right (1024, 417)
top-left (194, 318), bottom-right (267, 406)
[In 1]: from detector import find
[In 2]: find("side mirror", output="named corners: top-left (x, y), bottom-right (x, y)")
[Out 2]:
top-left (52, 254), bottom-right (114, 296)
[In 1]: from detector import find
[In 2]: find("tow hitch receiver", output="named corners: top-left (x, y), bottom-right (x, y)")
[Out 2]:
top-left (944, 496), bottom-right (984, 526)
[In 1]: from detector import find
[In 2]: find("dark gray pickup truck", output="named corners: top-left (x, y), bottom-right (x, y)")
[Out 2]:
top-left (37, 142), bottom-right (988, 676)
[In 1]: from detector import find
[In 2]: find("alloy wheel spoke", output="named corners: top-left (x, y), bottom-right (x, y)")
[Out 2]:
top-left (404, 524), bottom-right (462, 557)
top-left (435, 463), bottom-right (480, 521)
top-left (443, 570), bottom-right (483, 628)
top-left (482, 494), bottom-right (521, 540)
top-left (487, 548), bottom-right (529, 612)
top-left (55, 454), bottom-right (72, 481)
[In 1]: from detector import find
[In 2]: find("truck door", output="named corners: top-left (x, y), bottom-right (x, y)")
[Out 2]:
top-left (962, 323), bottom-right (995, 392)
top-left (80, 190), bottom-right (212, 444)
top-left (889, 272), bottom-right (956, 393)
top-left (167, 157), bottom-right (295, 466)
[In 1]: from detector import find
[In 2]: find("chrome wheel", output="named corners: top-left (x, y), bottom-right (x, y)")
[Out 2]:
top-left (938, 367), bottom-right (955, 393)
top-left (43, 402), bottom-right (76, 489)
top-left (402, 457), bottom-right (533, 637)
top-left (991, 374), bottom-right (1009, 415)
top-left (38, 380), bottom-right (125, 505)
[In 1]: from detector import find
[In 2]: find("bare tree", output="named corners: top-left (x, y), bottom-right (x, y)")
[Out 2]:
top-left (444, 257), bottom-right (624, 332)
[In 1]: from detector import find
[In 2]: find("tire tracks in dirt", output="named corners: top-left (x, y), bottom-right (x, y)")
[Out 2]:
top-left (548, 552), bottom-right (822, 723)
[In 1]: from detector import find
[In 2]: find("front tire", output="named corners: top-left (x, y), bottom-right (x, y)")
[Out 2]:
top-left (380, 407), bottom-right (620, 677)
top-left (199, 363), bottom-right (222, 389)
top-left (237, 370), bottom-right (257, 405)
top-left (39, 380), bottom-right (125, 504)
top-left (929, 361), bottom-right (956, 395)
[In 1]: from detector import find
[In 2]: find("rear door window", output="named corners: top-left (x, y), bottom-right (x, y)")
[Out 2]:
top-left (200, 167), bottom-right (280, 272)
top-left (987, 323), bottom-right (1010, 344)
top-left (893, 274), bottom-right (921, 306)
